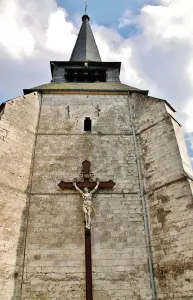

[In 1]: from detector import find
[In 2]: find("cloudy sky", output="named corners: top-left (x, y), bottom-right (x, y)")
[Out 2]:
top-left (0, 0), bottom-right (193, 163)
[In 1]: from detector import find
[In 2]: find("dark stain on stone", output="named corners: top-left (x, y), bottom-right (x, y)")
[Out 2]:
top-left (158, 194), bottom-right (169, 204)
top-left (34, 254), bottom-right (41, 260)
top-left (157, 208), bottom-right (171, 228)
top-left (152, 227), bottom-right (161, 236)
top-left (146, 175), bottom-right (152, 182)
top-left (55, 156), bottom-right (67, 161)
top-left (100, 231), bottom-right (111, 243)
top-left (143, 263), bottom-right (149, 274)
top-left (143, 147), bottom-right (148, 158)
top-left (134, 294), bottom-right (142, 300)
top-left (144, 162), bottom-right (151, 170)
top-left (111, 271), bottom-right (130, 282)
top-left (186, 202), bottom-right (193, 209)
top-left (156, 257), bottom-right (193, 288)
top-left (13, 272), bottom-right (19, 278)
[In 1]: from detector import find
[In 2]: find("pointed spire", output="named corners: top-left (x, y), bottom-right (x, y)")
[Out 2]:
top-left (70, 15), bottom-right (101, 62)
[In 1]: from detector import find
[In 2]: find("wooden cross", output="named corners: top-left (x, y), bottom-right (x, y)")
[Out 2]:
top-left (58, 160), bottom-right (115, 300)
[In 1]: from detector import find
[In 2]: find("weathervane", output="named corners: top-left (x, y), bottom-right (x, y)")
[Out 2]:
top-left (85, 0), bottom-right (88, 15)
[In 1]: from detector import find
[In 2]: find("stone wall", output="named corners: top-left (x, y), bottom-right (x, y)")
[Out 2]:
top-left (133, 93), bottom-right (193, 299)
top-left (21, 93), bottom-right (152, 300)
top-left (0, 93), bottom-right (40, 300)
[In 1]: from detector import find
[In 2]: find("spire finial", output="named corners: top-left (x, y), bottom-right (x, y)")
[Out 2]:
top-left (85, 0), bottom-right (88, 15)
top-left (70, 0), bottom-right (101, 62)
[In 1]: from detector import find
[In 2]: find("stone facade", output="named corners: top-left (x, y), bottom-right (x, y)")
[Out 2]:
top-left (133, 93), bottom-right (193, 299)
top-left (21, 94), bottom-right (151, 300)
top-left (0, 91), bottom-right (193, 300)
top-left (0, 93), bottom-right (40, 300)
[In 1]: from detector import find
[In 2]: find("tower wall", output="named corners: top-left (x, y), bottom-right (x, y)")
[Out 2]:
top-left (0, 93), bottom-right (40, 300)
top-left (1, 91), bottom-right (192, 300)
top-left (133, 93), bottom-right (193, 299)
top-left (21, 93), bottom-right (152, 300)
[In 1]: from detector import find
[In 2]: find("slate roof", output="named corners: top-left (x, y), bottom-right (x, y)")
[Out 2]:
top-left (70, 15), bottom-right (101, 62)
top-left (23, 82), bottom-right (149, 95)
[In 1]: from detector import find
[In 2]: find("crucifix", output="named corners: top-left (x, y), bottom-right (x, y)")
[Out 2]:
top-left (58, 160), bottom-right (115, 300)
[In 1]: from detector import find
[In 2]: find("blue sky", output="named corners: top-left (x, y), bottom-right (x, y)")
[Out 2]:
top-left (57, 0), bottom-right (156, 19)
top-left (57, 0), bottom-right (156, 37)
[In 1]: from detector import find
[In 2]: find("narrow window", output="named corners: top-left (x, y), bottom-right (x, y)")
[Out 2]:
top-left (0, 103), bottom-right (6, 120)
top-left (84, 117), bottom-right (92, 132)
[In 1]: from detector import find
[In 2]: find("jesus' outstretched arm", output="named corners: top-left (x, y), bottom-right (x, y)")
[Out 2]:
top-left (73, 181), bottom-right (84, 196)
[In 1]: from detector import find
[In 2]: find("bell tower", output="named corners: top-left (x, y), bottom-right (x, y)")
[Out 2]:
top-left (50, 14), bottom-right (121, 85)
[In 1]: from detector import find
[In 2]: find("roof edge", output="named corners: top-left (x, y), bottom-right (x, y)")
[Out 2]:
top-left (24, 88), bottom-right (146, 95)
top-left (129, 90), bottom-right (149, 96)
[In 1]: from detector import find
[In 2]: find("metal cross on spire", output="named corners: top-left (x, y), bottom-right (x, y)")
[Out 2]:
top-left (85, 0), bottom-right (88, 15)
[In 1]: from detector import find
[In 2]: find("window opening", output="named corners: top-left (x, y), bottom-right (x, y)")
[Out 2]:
top-left (65, 68), bottom-right (107, 83)
top-left (84, 117), bottom-right (92, 132)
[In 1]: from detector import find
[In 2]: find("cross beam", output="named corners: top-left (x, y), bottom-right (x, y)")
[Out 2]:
top-left (58, 160), bottom-right (115, 190)
top-left (58, 160), bottom-right (115, 300)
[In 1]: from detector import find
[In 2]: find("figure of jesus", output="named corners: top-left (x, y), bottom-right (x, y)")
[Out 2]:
top-left (73, 179), bottom-right (100, 230)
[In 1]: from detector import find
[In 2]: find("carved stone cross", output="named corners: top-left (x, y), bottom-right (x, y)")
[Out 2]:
top-left (58, 160), bottom-right (115, 300)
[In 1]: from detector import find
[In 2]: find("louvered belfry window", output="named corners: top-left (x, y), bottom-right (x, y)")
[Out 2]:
top-left (65, 68), bottom-right (107, 83)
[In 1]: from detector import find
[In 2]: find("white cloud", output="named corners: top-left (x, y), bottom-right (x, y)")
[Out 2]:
top-left (136, 0), bottom-right (193, 133)
top-left (140, 0), bottom-right (193, 41)
top-left (94, 26), bottom-right (144, 87)
top-left (0, 0), bottom-right (74, 99)
top-left (46, 9), bottom-right (76, 55)
top-left (0, 0), bottom-right (35, 58)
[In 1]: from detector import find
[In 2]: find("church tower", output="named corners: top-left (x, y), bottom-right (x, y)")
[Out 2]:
top-left (1, 13), bottom-right (193, 300)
